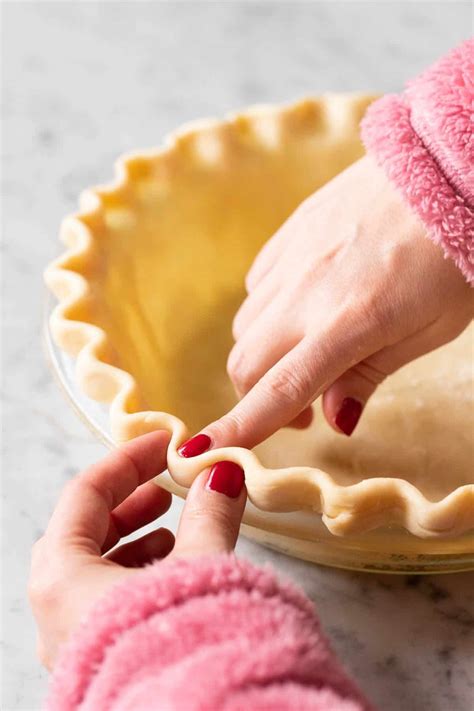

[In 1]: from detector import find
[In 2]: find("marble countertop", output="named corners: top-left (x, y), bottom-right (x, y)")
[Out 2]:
top-left (2, 3), bottom-right (473, 710)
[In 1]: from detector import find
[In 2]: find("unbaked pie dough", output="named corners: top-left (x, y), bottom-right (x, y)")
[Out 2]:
top-left (45, 95), bottom-right (474, 539)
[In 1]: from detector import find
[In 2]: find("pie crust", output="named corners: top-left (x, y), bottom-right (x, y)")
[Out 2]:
top-left (45, 95), bottom-right (474, 539)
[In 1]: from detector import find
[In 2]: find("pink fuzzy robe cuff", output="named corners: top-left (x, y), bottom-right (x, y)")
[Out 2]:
top-left (361, 40), bottom-right (474, 284)
top-left (46, 555), bottom-right (373, 711)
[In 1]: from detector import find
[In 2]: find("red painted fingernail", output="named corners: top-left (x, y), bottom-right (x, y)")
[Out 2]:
top-left (207, 461), bottom-right (245, 498)
top-left (178, 433), bottom-right (211, 458)
top-left (335, 397), bottom-right (363, 436)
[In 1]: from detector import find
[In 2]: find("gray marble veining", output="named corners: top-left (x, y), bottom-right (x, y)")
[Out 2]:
top-left (2, 3), bottom-right (473, 710)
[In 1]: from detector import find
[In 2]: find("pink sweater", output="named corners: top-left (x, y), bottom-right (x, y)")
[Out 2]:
top-left (47, 43), bottom-right (473, 710)
top-left (47, 556), bottom-right (373, 711)
top-left (361, 39), bottom-right (473, 284)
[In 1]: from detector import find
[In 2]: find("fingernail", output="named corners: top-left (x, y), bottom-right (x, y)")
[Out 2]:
top-left (207, 461), bottom-right (245, 499)
top-left (178, 433), bottom-right (211, 458)
top-left (335, 397), bottom-right (362, 436)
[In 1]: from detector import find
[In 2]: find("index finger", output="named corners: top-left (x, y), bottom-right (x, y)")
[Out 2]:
top-left (204, 317), bottom-right (373, 449)
top-left (45, 430), bottom-right (170, 554)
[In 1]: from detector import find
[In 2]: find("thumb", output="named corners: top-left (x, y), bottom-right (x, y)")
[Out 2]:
top-left (173, 465), bottom-right (246, 557)
top-left (322, 363), bottom-right (384, 436)
top-left (323, 324), bottom-right (447, 436)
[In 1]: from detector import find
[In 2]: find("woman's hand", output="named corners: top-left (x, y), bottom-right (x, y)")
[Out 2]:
top-left (200, 156), bottom-right (472, 449)
top-left (29, 431), bottom-right (246, 670)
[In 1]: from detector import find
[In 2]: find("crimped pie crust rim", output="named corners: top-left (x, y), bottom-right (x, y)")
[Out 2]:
top-left (44, 94), bottom-right (474, 539)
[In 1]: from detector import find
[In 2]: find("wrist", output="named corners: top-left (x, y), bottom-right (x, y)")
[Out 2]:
top-left (361, 93), bottom-right (474, 285)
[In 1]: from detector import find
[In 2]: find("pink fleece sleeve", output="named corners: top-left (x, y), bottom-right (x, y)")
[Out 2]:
top-left (46, 555), bottom-right (374, 711)
top-left (361, 39), bottom-right (474, 284)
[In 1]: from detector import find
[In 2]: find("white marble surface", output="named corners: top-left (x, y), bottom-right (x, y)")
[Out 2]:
top-left (2, 2), bottom-right (473, 710)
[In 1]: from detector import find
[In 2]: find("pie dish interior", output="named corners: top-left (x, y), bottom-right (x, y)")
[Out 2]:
top-left (45, 95), bottom-right (474, 540)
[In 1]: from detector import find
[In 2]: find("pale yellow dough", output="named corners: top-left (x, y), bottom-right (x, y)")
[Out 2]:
top-left (45, 95), bottom-right (474, 539)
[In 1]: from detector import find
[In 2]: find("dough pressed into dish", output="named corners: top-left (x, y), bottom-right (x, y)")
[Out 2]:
top-left (45, 95), bottom-right (474, 539)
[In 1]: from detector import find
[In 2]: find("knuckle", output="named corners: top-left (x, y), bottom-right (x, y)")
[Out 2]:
top-left (266, 364), bottom-right (312, 406)
top-left (226, 347), bottom-right (241, 380)
top-left (28, 577), bottom-right (59, 610)
top-left (231, 316), bottom-right (241, 341)
top-left (358, 289), bottom-right (402, 340)
top-left (227, 349), bottom-right (255, 395)
top-left (244, 271), bottom-right (256, 294)
top-left (353, 360), bottom-right (388, 387)
top-left (231, 305), bottom-right (249, 341)
top-left (28, 557), bottom-right (65, 612)
top-left (211, 409), bottom-right (247, 444)
top-left (186, 504), bottom-right (236, 540)
top-left (60, 476), bottom-right (82, 503)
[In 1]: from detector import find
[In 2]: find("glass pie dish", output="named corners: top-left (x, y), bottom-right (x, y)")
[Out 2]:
top-left (44, 95), bottom-right (474, 573)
